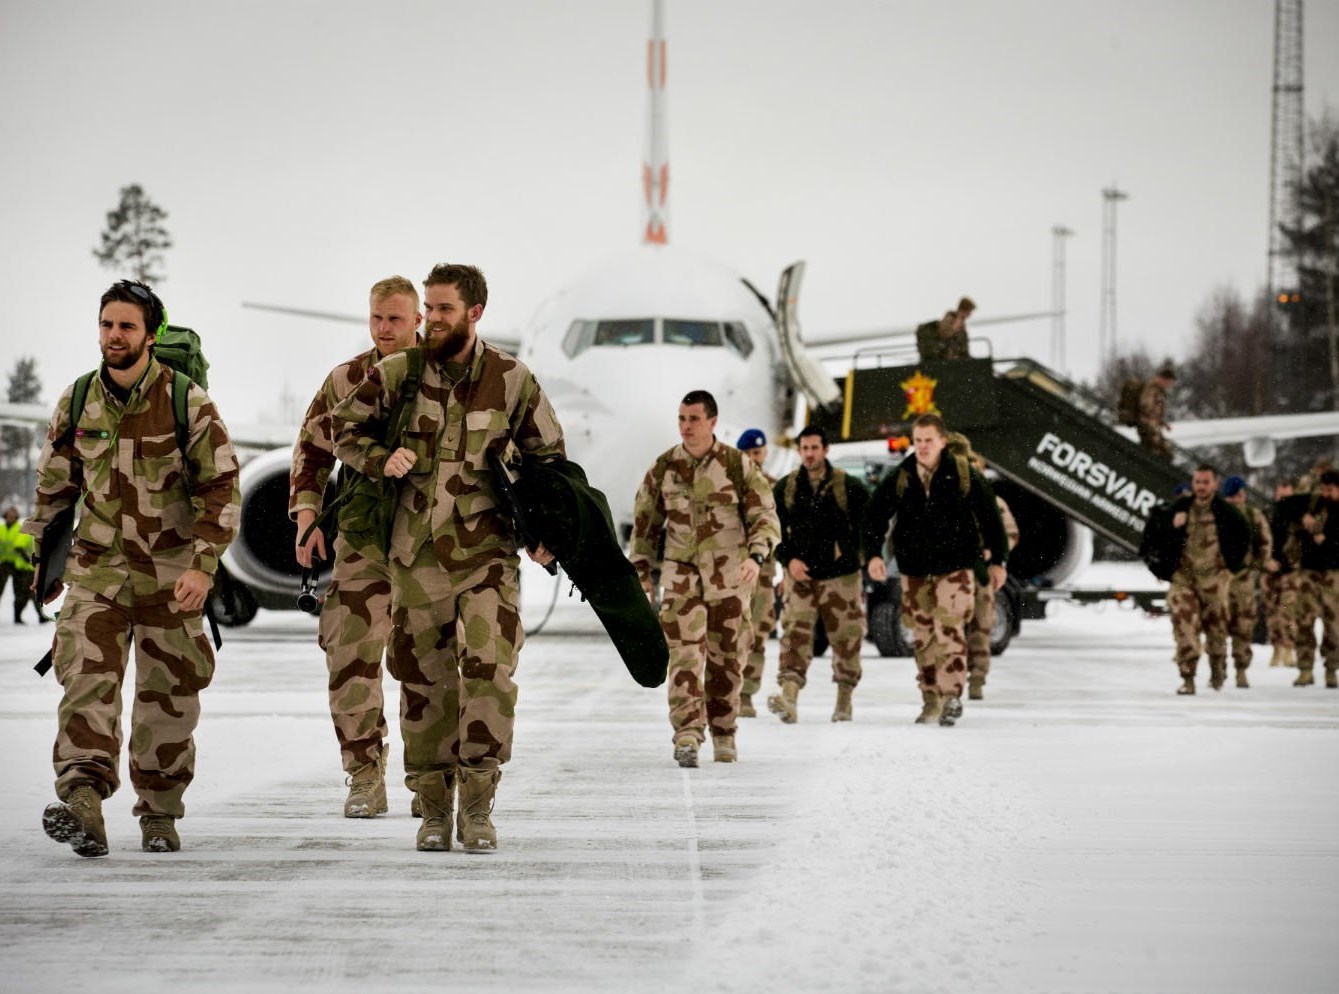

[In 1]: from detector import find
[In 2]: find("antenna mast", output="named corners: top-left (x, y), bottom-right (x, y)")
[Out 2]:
top-left (1267, 0), bottom-right (1304, 406)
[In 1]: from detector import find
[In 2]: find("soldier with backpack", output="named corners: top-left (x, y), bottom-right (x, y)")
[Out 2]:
top-left (630, 390), bottom-right (779, 767)
top-left (24, 280), bottom-right (240, 857)
top-left (1137, 363), bottom-right (1177, 459)
top-left (1272, 469), bottom-right (1339, 688)
top-left (290, 276), bottom-right (422, 819)
top-left (767, 425), bottom-right (869, 724)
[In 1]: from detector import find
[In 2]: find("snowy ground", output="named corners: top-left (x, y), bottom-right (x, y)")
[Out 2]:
top-left (1, 562), bottom-right (1336, 994)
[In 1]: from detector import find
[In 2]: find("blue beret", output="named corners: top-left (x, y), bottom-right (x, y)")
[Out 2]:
top-left (736, 428), bottom-right (767, 451)
top-left (1221, 475), bottom-right (1247, 497)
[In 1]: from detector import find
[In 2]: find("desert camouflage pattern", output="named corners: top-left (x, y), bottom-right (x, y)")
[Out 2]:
top-left (968, 495), bottom-right (1018, 680)
top-left (24, 357), bottom-right (239, 818)
top-left (289, 346), bottom-right (379, 526)
top-left (1262, 571), bottom-right (1298, 651)
top-left (332, 336), bottom-right (565, 571)
top-left (389, 552), bottom-right (522, 773)
top-left (777, 571), bottom-right (865, 688)
top-left (319, 534), bottom-right (396, 771)
top-left (660, 570), bottom-right (747, 745)
top-left (903, 570), bottom-right (975, 698)
top-left (1226, 506), bottom-right (1272, 670)
top-left (630, 440), bottom-right (779, 604)
top-left (1137, 379), bottom-right (1172, 458)
top-left (24, 358), bottom-right (241, 592)
top-left (334, 337), bottom-right (562, 775)
top-left (741, 565), bottom-right (776, 696)
top-left (1293, 569), bottom-right (1339, 677)
top-left (1168, 500), bottom-right (1232, 677)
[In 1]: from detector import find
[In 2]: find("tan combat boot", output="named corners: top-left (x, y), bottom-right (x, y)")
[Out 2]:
top-left (415, 770), bottom-right (454, 852)
top-left (914, 688), bottom-right (943, 724)
top-left (1176, 676), bottom-right (1196, 695)
top-left (738, 693), bottom-right (757, 718)
top-left (140, 814), bottom-right (181, 852)
top-left (939, 695), bottom-right (964, 727)
top-left (968, 673), bottom-right (985, 701)
top-left (1235, 668), bottom-right (1250, 689)
top-left (1208, 658), bottom-right (1227, 691)
top-left (1269, 646), bottom-right (1286, 667)
top-left (1327, 670), bottom-right (1338, 689)
top-left (42, 783), bottom-right (109, 858)
top-left (344, 749), bottom-right (388, 818)
top-left (831, 684), bottom-right (854, 722)
top-left (673, 735), bottom-right (699, 768)
top-left (457, 767), bottom-right (501, 853)
top-left (1285, 647), bottom-right (1298, 667)
top-left (1294, 669), bottom-right (1315, 687)
top-left (767, 680), bottom-right (800, 724)
top-left (712, 734), bottom-right (737, 763)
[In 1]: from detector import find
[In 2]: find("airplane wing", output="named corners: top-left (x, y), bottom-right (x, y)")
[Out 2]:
top-left (242, 301), bottom-right (523, 355)
top-left (0, 401), bottom-right (294, 451)
top-left (805, 310), bottom-right (1062, 352)
top-left (1114, 411), bottom-right (1339, 467)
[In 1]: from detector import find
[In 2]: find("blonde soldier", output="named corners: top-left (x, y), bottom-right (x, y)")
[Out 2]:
top-left (735, 428), bottom-right (776, 718)
top-left (25, 281), bottom-right (240, 857)
top-left (1262, 477), bottom-right (1300, 667)
top-left (864, 414), bottom-right (1009, 726)
top-left (1273, 470), bottom-right (1339, 688)
top-left (1220, 476), bottom-right (1274, 688)
top-left (967, 451), bottom-right (1020, 701)
top-left (333, 264), bottom-right (564, 853)
top-left (291, 276), bottom-right (422, 818)
top-left (1137, 363), bottom-right (1177, 460)
top-left (768, 425), bottom-right (869, 724)
top-left (631, 390), bottom-right (780, 768)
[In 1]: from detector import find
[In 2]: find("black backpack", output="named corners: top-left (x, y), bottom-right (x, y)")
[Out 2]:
top-left (1117, 378), bottom-right (1144, 426)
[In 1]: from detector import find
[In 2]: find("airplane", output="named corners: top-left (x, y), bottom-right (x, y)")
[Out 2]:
top-left (4, 0), bottom-right (1339, 628)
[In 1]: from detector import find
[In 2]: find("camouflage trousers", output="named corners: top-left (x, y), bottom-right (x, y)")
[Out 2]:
top-left (967, 575), bottom-right (995, 680)
top-left (1226, 571), bottom-right (1259, 670)
top-left (740, 574), bottom-right (775, 696)
top-left (777, 570), bottom-right (865, 689)
top-left (903, 570), bottom-right (975, 698)
top-left (49, 582), bottom-right (214, 817)
top-left (388, 548), bottom-right (523, 778)
top-left (1136, 423), bottom-right (1172, 460)
top-left (1167, 569), bottom-right (1230, 677)
top-left (1261, 570), bottom-right (1298, 650)
top-left (318, 535), bottom-right (399, 773)
top-left (1293, 569), bottom-right (1339, 675)
top-left (659, 566), bottom-right (746, 745)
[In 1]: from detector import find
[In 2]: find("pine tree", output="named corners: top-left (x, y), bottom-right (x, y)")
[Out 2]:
top-left (1, 357), bottom-right (42, 471)
top-left (92, 184), bottom-right (172, 284)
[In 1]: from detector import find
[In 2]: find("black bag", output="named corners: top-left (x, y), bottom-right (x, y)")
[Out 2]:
top-left (1117, 378), bottom-right (1144, 426)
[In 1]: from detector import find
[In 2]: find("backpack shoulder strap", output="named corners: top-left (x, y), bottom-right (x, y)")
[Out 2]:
top-left (725, 446), bottom-right (749, 525)
top-left (171, 369), bottom-right (191, 459)
top-left (783, 471), bottom-right (799, 512)
top-left (383, 347), bottom-right (424, 450)
top-left (830, 467), bottom-right (848, 515)
top-left (955, 454), bottom-right (971, 498)
top-left (895, 464), bottom-right (908, 499)
top-left (59, 371), bottom-right (98, 449)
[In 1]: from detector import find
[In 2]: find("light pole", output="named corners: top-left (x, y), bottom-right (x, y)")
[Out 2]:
top-left (1100, 185), bottom-right (1129, 366)
top-left (1051, 225), bottom-right (1074, 372)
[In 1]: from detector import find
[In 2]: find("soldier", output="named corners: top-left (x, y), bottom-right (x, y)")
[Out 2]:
top-left (735, 427), bottom-right (776, 718)
top-left (768, 425), bottom-right (869, 723)
top-left (333, 263), bottom-right (564, 853)
top-left (965, 449), bottom-right (1020, 701)
top-left (1147, 463), bottom-right (1250, 694)
top-left (24, 280), bottom-right (240, 856)
top-left (1273, 469), bottom-right (1339, 688)
top-left (1, 505), bottom-right (48, 623)
top-left (630, 390), bottom-right (779, 767)
top-left (863, 413), bottom-right (1008, 726)
top-left (1137, 362), bottom-right (1177, 460)
top-left (915, 296), bottom-right (975, 362)
top-left (291, 276), bottom-right (423, 818)
top-left (1221, 475), bottom-right (1274, 688)
top-left (1262, 477), bottom-right (1299, 667)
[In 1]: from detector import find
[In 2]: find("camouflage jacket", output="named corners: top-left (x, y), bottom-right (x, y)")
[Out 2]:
top-left (331, 336), bottom-right (565, 570)
top-left (915, 317), bottom-right (969, 362)
top-left (1138, 380), bottom-right (1167, 428)
top-left (1243, 505), bottom-right (1273, 570)
top-left (630, 439), bottom-right (780, 602)
top-left (23, 357), bottom-right (241, 597)
top-left (289, 346), bottom-right (381, 522)
top-left (1175, 497), bottom-right (1243, 578)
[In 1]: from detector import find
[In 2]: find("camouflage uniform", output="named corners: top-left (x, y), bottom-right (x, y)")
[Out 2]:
top-left (1137, 380), bottom-right (1172, 459)
top-left (332, 337), bottom-right (564, 779)
top-left (1263, 500), bottom-right (1303, 659)
top-left (23, 358), bottom-right (240, 817)
top-left (1226, 505), bottom-right (1272, 675)
top-left (630, 441), bottom-right (779, 748)
top-left (291, 347), bottom-right (404, 774)
top-left (915, 315), bottom-right (969, 362)
top-left (1279, 494), bottom-right (1339, 685)
top-left (740, 469), bottom-right (778, 700)
top-left (968, 495), bottom-right (1019, 691)
top-left (1168, 500), bottom-right (1234, 685)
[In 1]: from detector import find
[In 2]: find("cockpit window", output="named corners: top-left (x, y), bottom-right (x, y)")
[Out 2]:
top-left (562, 317), bottom-right (753, 358)
top-left (663, 319), bottom-right (722, 347)
top-left (723, 321), bottom-right (754, 359)
top-left (593, 319), bottom-right (655, 346)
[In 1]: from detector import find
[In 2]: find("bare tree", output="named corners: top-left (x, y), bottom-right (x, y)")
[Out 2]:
top-left (92, 183), bottom-right (172, 284)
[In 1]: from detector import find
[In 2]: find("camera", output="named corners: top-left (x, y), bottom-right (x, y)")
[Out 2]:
top-left (296, 564), bottom-right (323, 615)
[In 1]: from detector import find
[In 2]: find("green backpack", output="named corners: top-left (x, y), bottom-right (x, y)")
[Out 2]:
top-left (308, 348), bottom-right (426, 555)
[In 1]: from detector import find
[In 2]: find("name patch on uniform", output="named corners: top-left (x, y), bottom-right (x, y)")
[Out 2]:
top-left (74, 429), bottom-right (111, 439)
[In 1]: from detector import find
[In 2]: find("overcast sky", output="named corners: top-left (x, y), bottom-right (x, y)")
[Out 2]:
top-left (3, 0), bottom-right (1338, 424)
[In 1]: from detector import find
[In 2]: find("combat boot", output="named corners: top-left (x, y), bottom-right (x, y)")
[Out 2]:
top-left (1294, 670), bottom-right (1315, 687)
top-left (415, 770), bottom-right (454, 852)
top-left (1235, 669), bottom-right (1250, 689)
top-left (1176, 676), bottom-right (1196, 695)
top-left (939, 695), bottom-right (964, 727)
top-left (767, 680), bottom-right (800, 724)
top-left (1208, 658), bottom-right (1226, 691)
top-left (1269, 646), bottom-right (1286, 667)
top-left (1285, 647), bottom-right (1298, 667)
top-left (140, 814), bottom-right (180, 853)
top-left (673, 735), bottom-right (699, 768)
top-left (711, 734), bottom-right (737, 763)
top-left (968, 674), bottom-right (985, 701)
top-left (1327, 670), bottom-right (1338, 689)
top-left (831, 684), bottom-right (854, 722)
top-left (344, 749), bottom-right (388, 818)
top-left (738, 693), bottom-right (756, 718)
top-left (42, 783), bottom-right (109, 858)
top-left (914, 689), bottom-right (943, 724)
top-left (457, 767), bottom-right (501, 853)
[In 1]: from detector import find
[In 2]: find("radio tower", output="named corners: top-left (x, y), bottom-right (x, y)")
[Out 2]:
top-left (1267, 0), bottom-right (1304, 405)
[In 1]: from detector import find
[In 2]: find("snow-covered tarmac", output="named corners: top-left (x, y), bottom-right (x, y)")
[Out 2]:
top-left (1, 563), bottom-right (1336, 994)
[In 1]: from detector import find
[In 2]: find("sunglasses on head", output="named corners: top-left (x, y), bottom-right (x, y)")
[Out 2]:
top-left (115, 280), bottom-right (167, 334)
